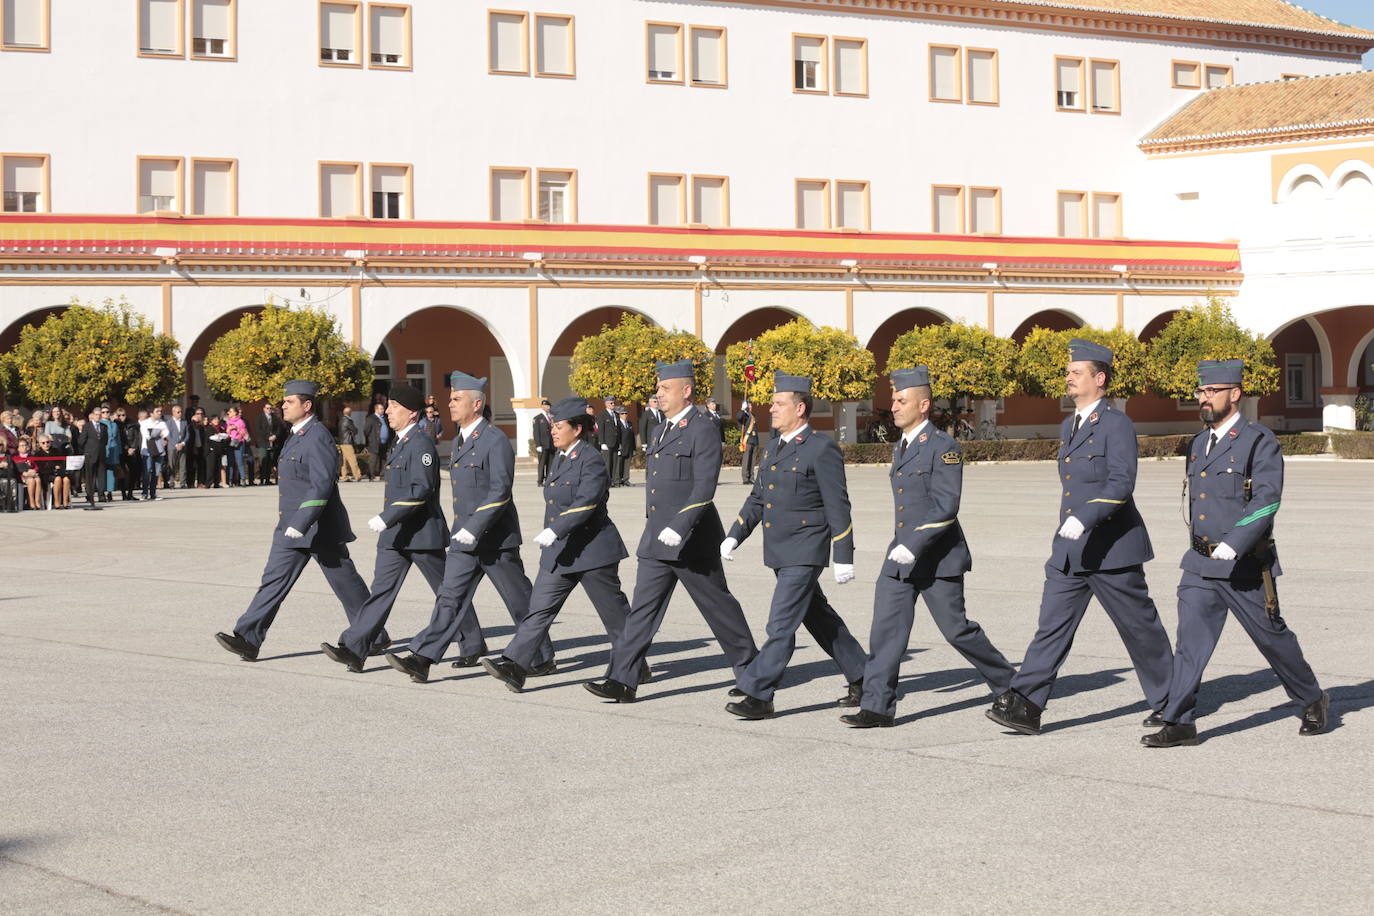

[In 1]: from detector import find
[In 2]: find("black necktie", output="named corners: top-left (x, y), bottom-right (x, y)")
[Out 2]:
top-left (1207, 432), bottom-right (1217, 456)
top-left (898, 438), bottom-right (908, 460)
top-left (1071, 415), bottom-right (1082, 439)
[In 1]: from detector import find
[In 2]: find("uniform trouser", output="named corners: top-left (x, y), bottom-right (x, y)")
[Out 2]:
top-left (164, 449), bottom-right (182, 487)
top-left (602, 447), bottom-right (615, 479)
top-left (1162, 572), bottom-right (1321, 725)
top-left (83, 458), bottom-right (104, 504)
top-left (234, 540), bottom-right (371, 649)
top-left (537, 448), bottom-right (554, 485)
top-left (740, 441), bottom-right (756, 483)
top-left (609, 451), bottom-right (625, 485)
top-left (618, 453), bottom-right (632, 486)
top-left (339, 546), bottom-right (447, 660)
top-left (503, 563), bottom-right (630, 672)
top-left (607, 555), bottom-right (759, 686)
top-left (861, 574), bottom-right (1015, 718)
top-left (735, 565), bottom-right (867, 702)
top-left (408, 546), bottom-right (550, 665)
top-left (259, 448), bottom-right (278, 484)
top-left (1010, 562), bottom-right (1173, 712)
top-left (338, 444), bottom-right (362, 481)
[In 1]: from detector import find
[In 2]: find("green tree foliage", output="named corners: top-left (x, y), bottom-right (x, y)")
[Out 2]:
top-left (568, 313), bottom-right (713, 404)
top-left (1145, 298), bottom-right (1280, 399)
top-left (724, 318), bottom-right (875, 403)
top-left (885, 321), bottom-right (1017, 402)
top-left (202, 304), bottom-right (373, 403)
top-left (0, 297), bottom-right (184, 408)
top-left (1017, 326), bottom-right (1149, 399)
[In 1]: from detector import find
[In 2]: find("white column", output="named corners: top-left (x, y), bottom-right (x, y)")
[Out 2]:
top-left (513, 407), bottom-right (541, 457)
top-left (973, 399), bottom-right (1000, 427)
top-left (1321, 393), bottom-right (1357, 431)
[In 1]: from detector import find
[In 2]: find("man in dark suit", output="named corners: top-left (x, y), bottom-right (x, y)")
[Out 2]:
top-left (363, 401), bottom-right (390, 480)
top-left (214, 380), bottom-right (384, 661)
top-left (163, 405), bottom-right (188, 490)
top-left (184, 409), bottom-right (205, 488)
top-left (613, 406), bottom-right (635, 486)
top-left (77, 407), bottom-right (106, 510)
top-left (599, 397), bottom-right (619, 483)
top-left (704, 399), bottom-right (726, 444)
top-left (586, 360), bottom-right (758, 703)
top-left (256, 403), bottom-right (286, 484)
top-left (532, 398), bottom-right (555, 485)
top-left (987, 339), bottom-right (1173, 735)
top-left (640, 396), bottom-right (664, 453)
top-left (841, 366), bottom-right (1014, 728)
top-left (737, 400), bottom-right (759, 484)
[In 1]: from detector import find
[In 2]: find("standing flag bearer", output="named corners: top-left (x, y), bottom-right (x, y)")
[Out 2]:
top-left (841, 367), bottom-right (1014, 728)
top-left (986, 340), bottom-right (1173, 735)
top-left (720, 372), bottom-right (867, 720)
top-left (215, 379), bottom-right (386, 660)
top-left (1143, 359), bottom-right (1327, 747)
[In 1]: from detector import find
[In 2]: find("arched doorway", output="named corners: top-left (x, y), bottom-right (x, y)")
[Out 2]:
top-left (713, 306), bottom-right (814, 430)
top-left (1000, 309), bottom-right (1084, 431)
top-left (541, 306), bottom-right (653, 405)
top-left (0, 304), bottom-right (69, 407)
top-left (864, 308), bottom-right (946, 437)
top-left (182, 306), bottom-right (267, 417)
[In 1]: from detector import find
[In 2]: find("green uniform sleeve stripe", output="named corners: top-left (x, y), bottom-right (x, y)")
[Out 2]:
top-left (1236, 502), bottom-right (1280, 526)
top-left (299, 499), bottom-right (328, 508)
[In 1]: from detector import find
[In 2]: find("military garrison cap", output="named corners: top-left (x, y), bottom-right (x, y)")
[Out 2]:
top-left (283, 379), bottom-right (318, 399)
top-left (447, 370), bottom-right (487, 391)
top-left (1068, 338), bottom-right (1114, 365)
top-left (890, 366), bottom-right (930, 390)
top-left (655, 359), bottom-right (694, 381)
top-left (1198, 358), bottom-right (1244, 386)
top-left (774, 372), bottom-right (812, 395)
top-left (550, 397), bottom-right (590, 423)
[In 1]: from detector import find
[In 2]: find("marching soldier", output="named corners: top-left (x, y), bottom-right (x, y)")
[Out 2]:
top-left (842, 367), bottom-right (1014, 728)
top-left (481, 397), bottom-right (636, 694)
top-left (986, 340), bottom-right (1173, 735)
top-left (383, 372), bottom-right (552, 683)
top-left (1143, 359), bottom-right (1328, 747)
top-left (320, 385), bottom-right (453, 671)
top-left (720, 373), bottom-right (867, 720)
top-left (215, 380), bottom-right (386, 660)
top-left (584, 360), bottom-right (758, 703)
top-left (613, 405), bottom-right (635, 487)
top-left (737, 400), bottom-right (759, 484)
top-left (600, 396), bottom-right (619, 483)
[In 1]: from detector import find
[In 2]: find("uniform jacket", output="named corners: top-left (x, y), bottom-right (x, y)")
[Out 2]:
top-left (882, 426), bottom-right (972, 580)
top-left (728, 427), bottom-right (854, 569)
top-left (78, 420), bottom-right (107, 460)
top-left (448, 418), bottom-right (522, 554)
top-left (377, 425), bottom-right (448, 551)
top-left (615, 418), bottom-right (636, 457)
top-left (1049, 401), bottom-right (1153, 573)
top-left (276, 415), bottom-right (355, 548)
top-left (540, 440), bottom-right (628, 574)
top-left (532, 412), bottom-right (554, 451)
top-left (1181, 416), bottom-right (1284, 581)
top-left (737, 408), bottom-right (759, 446)
top-left (704, 409), bottom-right (725, 442)
top-left (639, 407), bottom-right (726, 563)
top-left (639, 409), bottom-right (663, 448)
top-left (599, 410), bottom-right (620, 452)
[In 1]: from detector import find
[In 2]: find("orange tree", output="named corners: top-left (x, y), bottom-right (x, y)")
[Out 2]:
top-left (1145, 297), bottom-right (1279, 399)
top-left (885, 321), bottom-right (1017, 404)
top-left (1017, 325), bottom-right (1149, 399)
top-left (568, 313), bottom-right (713, 403)
top-left (723, 318), bottom-right (875, 404)
top-left (202, 303), bottom-right (373, 402)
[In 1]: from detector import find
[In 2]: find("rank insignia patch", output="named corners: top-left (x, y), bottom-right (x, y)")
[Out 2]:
top-left (421, 453), bottom-right (433, 466)
top-left (941, 451), bottom-right (961, 465)
top-left (1088, 412), bottom-right (1099, 423)
top-left (1228, 429), bottom-right (1238, 438)
top-left (918, 433), bottom-right (928, 443)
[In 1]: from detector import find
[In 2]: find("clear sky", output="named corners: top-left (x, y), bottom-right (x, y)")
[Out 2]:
top-left (1303, 0), bottom-right (1374, 64)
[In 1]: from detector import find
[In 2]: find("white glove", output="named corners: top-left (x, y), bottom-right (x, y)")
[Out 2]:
top-left (367, 515), bottom-right (386, 533)
top-left (720, 537), bottom-right (738, 561)
top-left (453, 528), bottom-right (476, 547)
top-left (1057, 516), bottom-right (1085, 540)
top-left (601, 444), bottom-right (609, 450)
top-left (1211, 542), bottom-right (1237, 561)
top-left (534, 527), bottom-right (557, 548)
top-left (284, 526), bottom-right (304, 539)
top-left (536, 446), bottom-right (543, 452)
top-left (887, 544), bottom-right (916, 565)
top-left (833, 563), bottom-right (855, 585)
top-left (657, 528), bottom-right (682, 547)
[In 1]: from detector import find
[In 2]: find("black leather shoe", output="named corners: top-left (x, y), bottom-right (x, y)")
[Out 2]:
top-left (725, 695), bottom-right (775, 720)
top-left (385, 651), bottom-right (431, 683)
top-left (1141, 722), bottom-right (1199, 747)
top-left (639, 659), bottom-right (653, 684)
top-left (214, 631), bottom-right (258, 661)
top-left (527, 659), bottom-right (558, 677)
top-left (840, 709), bottom-right (894, 728)
top-left (837, 679), bottom-right (864, 708)
top-left (986, 689), bottom-right (1042, 735)
top-left (584, 679), bottom-right (636, 703)
top-left (727, 687), bottom-right (745, 698)
top-left (320, 642), bottom-right (364, 673)
top-left (1299, 690), bottom-right (1330, 736)
top-left (450, 641), bottom-right (490, 668)
top-left (1143, 712), bottom-right (1166, 728)
top-left (481, 656), bottom-right (526, 693)
top-left (367, 632), bottom-right (392, 657)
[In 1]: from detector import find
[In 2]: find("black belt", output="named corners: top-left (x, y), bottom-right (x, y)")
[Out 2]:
top-left (1190, 536), bottom-right (1214, 557)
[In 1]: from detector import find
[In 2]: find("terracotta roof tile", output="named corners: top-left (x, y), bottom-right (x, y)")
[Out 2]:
top-left (1027, 1), bottom-right (1374, 38)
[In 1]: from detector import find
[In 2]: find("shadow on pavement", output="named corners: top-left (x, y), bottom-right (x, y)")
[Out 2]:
top-left (1200, 677), bottom-right (1374, 741)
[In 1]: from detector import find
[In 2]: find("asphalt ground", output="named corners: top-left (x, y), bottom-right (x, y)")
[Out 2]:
top-left (2, 458), bottom-right (1370, 915)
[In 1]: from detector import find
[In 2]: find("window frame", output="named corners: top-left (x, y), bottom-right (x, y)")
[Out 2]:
top-left (967, 185), bottom-right (1002, 235)
top-left (318, 160), bottom-right (363, 219)
top-left (1204, 63), bottom-right (1233, 89)
top-left (1, 0), bottom-right (51, 52)
top-left (535, 167), bottom-right (578, 223)
top-left (189, 0), bottom-right (236, 61)
top-left (1285, 353), bottom-right (1314, 408)
top-left (0, 152), bottom-right (51, 213)
top-left (645, 20), bottom-right (684, 85)
top-left (318, 1), bottom-right (363, 69)
top-left (1054, 55), bottom-right (1086, 112)
top-left (1088, 57), bottom-right (1120, 115)
top-left (928, 43), bottom-right (961, 103)
top-left (795, 178), bottom-right (831, 230)
top-left (488, 9), bottom-right (529, 76)
top-left (791, 32), bottom-right (828, 95)
top-left (833, 179), bottom-right (870, 231)
top-left (687, 24), bottom-right (727, 89)
top-left (188, 156), bottom-right (237, 216)
top-left (931, 184), bottom-right (965, 233)
top-left (689, 173), bottom-right (730, 227)
top-left (138, 0), bottom-right (185, 59)
top-left (533, 12), bottom-right (575, 79)
top-left (367, 2), bottom-right (411, 71)
top-left (1171, 59), bottom-right (1201, 89)
top-left (1090, 191), bottom-right (1122, 239)
top-left (1056, 189), bottom-right (1088, 238)
top-left (831, 36), bottom-right (868, 98)
top-left (136, 155), bottom-right (185, 215)
top-left (965, 46), bottom-right (999, 106)
top-left (368, 161), bottom-right (413, 220)
top-left (647, 172), bottom-right (687, 226)
top-left (489, 166), bottom-right (531, 221)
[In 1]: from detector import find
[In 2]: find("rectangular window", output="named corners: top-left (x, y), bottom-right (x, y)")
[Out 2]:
top-left (190, 158), bottom-right (235, 215)
top-left (969, 186), bottom-right (1001, 234)
top-left (1057, 191), bottom-right (1087, 237)
top-left (966, 48), bottom-right (998, 104)
top-left (648, 173), bottom-right (684, 226)
top-left (795, 179), bottom-right (829, 229)
top-left (319, 161), bottom-right (361, 217)
top-left (488, 10), bottom-right (527, 74)
top-left (320, 1), bottom-right (360, 65)
top-left (792, 34), bottom-right (825, 92)
top-left (1205, 64), bottom-right (1232, 89)
top-left (691, 175), bottom-right (727, 227)
top-left (369, 3), bottom-right (409, 68)
top-left (1090, 59), bottom-right (1119, 112)
top-left (929, 45), bottom-right (960, 101)
top-left (932, 185), bottom-right (963, 233)
top-left (1285, 353), bottom-right (1313, 407)
top-left (1171, 60), bottom-right (1200, 88)
top-left (646, 22), bottom-right (682, 82)
top-left (1091, 192), bottom-right (1121, 238)
top-left (490, 167), bottom-right (529, 221)
top-left (3, 0), bottom-right (49, 50)
top-left (140, 0), bottom-right (182, 56)
top-left (537, 169), bottom-right (575, 222)
top-left (535, 13), bottom-right (573, 77)
top-left (137, 157), bottom-right (182, 213)
top-left (832, 37), bottom-right (867, 96)
top-left (1055, 56), bottom-right (1084, 110)
top-left (835, 180), bottom-right (868, 230)
top-left (370, 163), bottom-right (410, 219)
top-left (191, 0), bottom-right (233, 58)
top-left (689, 25), bottom-right (725, 87)
top-left (1, 154), bottom-right (48, 212)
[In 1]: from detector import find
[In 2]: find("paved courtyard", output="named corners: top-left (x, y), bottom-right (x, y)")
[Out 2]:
top-left (2, 458), bottom-right (1370, 914)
